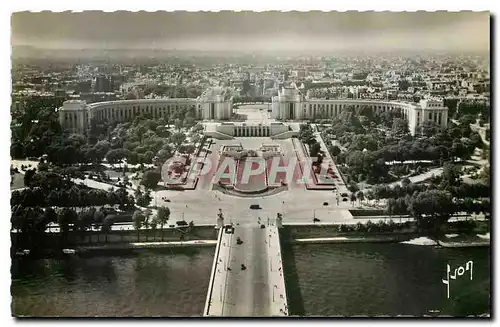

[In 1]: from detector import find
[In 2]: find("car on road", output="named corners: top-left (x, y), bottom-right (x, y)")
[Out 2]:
top-left (340, 193), bottom-right (348, 197)
top-left (236, 237), bottom-right (243, 244)
top-left (342, 198), bottom-right (348, 202)
top-left (323, 202), bottom-right (329, 206)
top-left (225, 225), bottom-right (235, 234)
top-left (249, 204), bottom-right (261, 210)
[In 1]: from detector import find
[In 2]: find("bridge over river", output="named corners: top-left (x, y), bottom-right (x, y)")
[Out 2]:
top-left (204, 223), bottom-right (288, 316)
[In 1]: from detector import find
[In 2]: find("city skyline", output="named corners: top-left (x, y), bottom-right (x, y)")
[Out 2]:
top-left (12, 11), bottom-right (490, 53)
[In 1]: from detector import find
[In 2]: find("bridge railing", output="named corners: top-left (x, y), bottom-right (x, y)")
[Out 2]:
top-left (203, 227), bottom-right (223, 316)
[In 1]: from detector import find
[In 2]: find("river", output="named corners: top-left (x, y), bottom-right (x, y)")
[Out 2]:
top-left (11, 248), bottom-right (214, 317)
top-left (11, 244), bottom-right (490, 317)
top-left (283, 243), bottom-right (490, 317)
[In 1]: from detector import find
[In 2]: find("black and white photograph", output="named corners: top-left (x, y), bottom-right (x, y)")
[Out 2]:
top-left (9, 9), bottom-right (491, 318)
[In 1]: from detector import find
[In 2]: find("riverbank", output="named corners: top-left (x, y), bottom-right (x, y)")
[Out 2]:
top-left (437, 233), bottom-right (490, 248)
top-left (13, 239), bottom-right (218, 258)
top-left (291, 235), bottom-right (489, 248)
top-left (77, 239), bottom-right (217, 253)
top-left (282, 224), bottom-right (490, 248)
top-left (294, 236), bottom-right (406, 244)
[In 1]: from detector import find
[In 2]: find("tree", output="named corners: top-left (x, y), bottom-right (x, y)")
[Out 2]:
top-left (329, 145), bottom-right (341, 158)
top-left (192, 124), bottom-right (204, 133)
top-left (357, 191), bottom-right (365, 205)
top-left (157, 206), bottom-right (170, 241)
top-left (136, 189), bottom-right (153, 207)
top-left (141, 170), bottom-right (162, 190)
top-left (143, 151), bottom-right (156, 164)
top-left (450, 141), bottom-right (468, 161)
top-left (42, 207), bottom-right (58, 226)
top-left (106, 149), bottom-right (131, 164)
top-left (365, 190), bottom-right (374, 204)
top-left (392, 118), bottom-right (409, 135)
top-left (93, 210), bottom-right (106, 232)
top-left (143, 209), bottom-right (152, 241)
top-left (11, 141), bottom-right (24, 159)
top-left (408, 190), bottom-right (455, 232)
top-left (479, 164), bottom-right (490, 186)
top-left (350, 193), bottom-right (357, 207)
top-left (420, 120), bottom-right (441, 137)
top-left (134, 187), bottom-right (143, 199)
top-left (57, 208), bottom-right (77, 246)
top-left (178, 144), bottom-right (196, 154)
top-left (24, 168), bottom-right (37, 187)
top-left (440, 162), bottom-right (461, 191)
top-left (299, 124), bottom-right (316, 146)
top-left (386, 197), bottom-right (408, 222)
top-left (347, 183), bottom-right (359, 194)
top-left (132, 210), bottom-right (145, 241)
top-left (310, 142), bottom-right (322, 159)
top-left (183, 117), bottom-right (196, 128)
top-left (480, 199), bottom-right (491, 217)
top-left (459, 198), bottom-right (475, 215)
top-left (114, 188), bottom-right (133, 211)
top-left (157, 147), bottom-right (173, 162)
top-left (150, 216), bottom-right (159, 241)
top-left (75, 208), bottom-right (95, 240)
top-left (171, 132), bottom-right (186, 147)
top-left (458, 114), bottom-right (476, 126)
top-left (101, 215), bottom-right (114, 243)
top-left (174, 118), bottom-right (183, 131)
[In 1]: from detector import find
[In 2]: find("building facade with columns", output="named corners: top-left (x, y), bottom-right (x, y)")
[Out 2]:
top-left (58, 100), bottom-right (89, 134)
top-left (271, 86), bottom-right (448, 135)
top-left (59, 84), bottom-right (447, 137)
top-left (58, 87), bottom-right (233, 134)
top-left (198, 87), bottom-right (233, 120)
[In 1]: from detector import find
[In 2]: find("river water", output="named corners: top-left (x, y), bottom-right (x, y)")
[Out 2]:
top-left (283, 243), bottom-right (490, 317)
top-left (11, 248), bottom-right (214, 317)
top-left (11, 244), bottom-right (490, 317)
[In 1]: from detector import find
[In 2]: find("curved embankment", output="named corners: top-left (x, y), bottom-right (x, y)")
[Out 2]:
top-left (213, 183), bottom-right (288, 198)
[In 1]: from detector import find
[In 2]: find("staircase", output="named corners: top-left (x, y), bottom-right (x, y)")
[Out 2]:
top-left (204, 131), bottom-right (234, 140)
top-left (271, 130), bottom-right (298, 140)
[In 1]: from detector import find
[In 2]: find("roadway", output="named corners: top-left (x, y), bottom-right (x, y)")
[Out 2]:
top-left (206, 223), bottom-right (287, 316)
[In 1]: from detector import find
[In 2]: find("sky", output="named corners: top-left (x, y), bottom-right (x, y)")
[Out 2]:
top-left (11, 11), bottom-right (490, 53)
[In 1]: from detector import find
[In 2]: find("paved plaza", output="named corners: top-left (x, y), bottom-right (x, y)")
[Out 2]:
top-left (155, 135), bottom-right (356, 225)
top-left (234, 105), bottom-right (273, 124)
